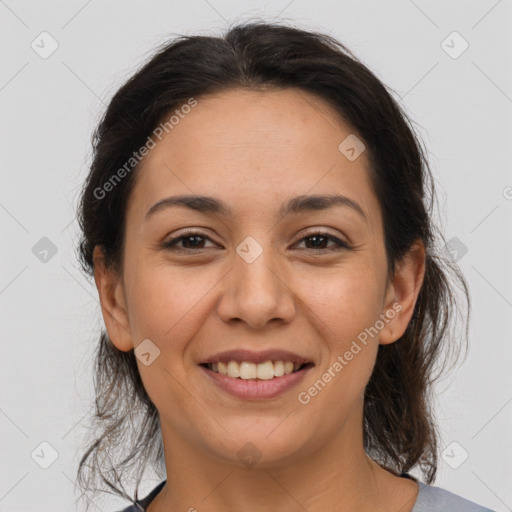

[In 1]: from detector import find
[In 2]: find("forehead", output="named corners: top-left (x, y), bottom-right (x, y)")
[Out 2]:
top-left (128, 87), bottom-right (378, 224)
top-left (159, 87), bottom-right (352, 165)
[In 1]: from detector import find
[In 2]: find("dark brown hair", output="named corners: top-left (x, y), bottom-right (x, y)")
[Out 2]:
top-left (75, 20), bottom-right (470, 508)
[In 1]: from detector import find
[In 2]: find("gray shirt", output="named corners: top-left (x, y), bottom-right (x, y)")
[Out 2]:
top-left (413, 481), bottom-right (495, 511)
top-left (117, 479), bottom-right (496, 511)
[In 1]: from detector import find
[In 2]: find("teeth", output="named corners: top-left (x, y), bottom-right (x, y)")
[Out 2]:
top-left (240, 362), bottom-right (257, 379)
top-left (256, 361), bottom-right (274, 380)
top-left (207, 360), bottom-right (306, 379)
top-left (227, 360), bottom-right (240, 378)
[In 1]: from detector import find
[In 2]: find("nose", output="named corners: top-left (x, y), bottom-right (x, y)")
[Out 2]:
top-left (216, 248), bottom-right (296, 330)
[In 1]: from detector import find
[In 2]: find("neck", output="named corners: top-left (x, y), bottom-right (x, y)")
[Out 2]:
top-left (148, 413), bottom-right (417, 512)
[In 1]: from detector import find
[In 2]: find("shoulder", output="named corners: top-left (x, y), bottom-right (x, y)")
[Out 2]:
top-left (413, 481), bottom-right (496, 512)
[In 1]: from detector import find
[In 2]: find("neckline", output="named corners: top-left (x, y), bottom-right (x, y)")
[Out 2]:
top-left (138, 476), bottom-right (425, 511)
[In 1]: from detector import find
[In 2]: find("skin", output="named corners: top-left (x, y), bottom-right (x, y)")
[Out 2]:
top-left (94, 88), bottom-right (425, 512)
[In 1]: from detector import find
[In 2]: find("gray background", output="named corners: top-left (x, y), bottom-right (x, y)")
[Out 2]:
top-left (1, 1), bottom-right (511, 511)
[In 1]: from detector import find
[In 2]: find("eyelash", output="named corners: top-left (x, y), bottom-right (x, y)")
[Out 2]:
top-left (162, 229), bottom-right (351, 254)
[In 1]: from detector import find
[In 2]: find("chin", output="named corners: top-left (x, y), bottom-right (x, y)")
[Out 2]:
top-left (205, 423), bottom-right (316, 469)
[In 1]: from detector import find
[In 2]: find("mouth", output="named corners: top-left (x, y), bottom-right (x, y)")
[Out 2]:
top-left (198, 349), bottom-right (315, 399)
top-left (200, 360), bottom-right (315, 380)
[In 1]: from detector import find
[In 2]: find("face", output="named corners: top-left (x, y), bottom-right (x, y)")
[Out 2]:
top-left (95, 87), bottom-right (424, 468)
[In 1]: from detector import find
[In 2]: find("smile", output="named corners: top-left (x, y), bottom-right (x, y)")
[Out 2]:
top-left (199, 361), bottom-right (314, 400)
top-left (202, 360), bottom-right (313, 380)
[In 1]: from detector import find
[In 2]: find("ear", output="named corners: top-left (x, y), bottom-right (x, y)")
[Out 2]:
top-left (379, 240), bottom-right (426, 345)
top-left (93, 245), bottom-right (133, 352)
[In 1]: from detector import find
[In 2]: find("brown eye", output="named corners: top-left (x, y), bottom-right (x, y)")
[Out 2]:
top-left (295, 232), bottom-right (351, 252)
top-left (162, 230), bottom-right (217, 251)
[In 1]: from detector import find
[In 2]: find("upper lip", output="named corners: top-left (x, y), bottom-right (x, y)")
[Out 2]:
top-left (201, 349), bottom-right (313, 365)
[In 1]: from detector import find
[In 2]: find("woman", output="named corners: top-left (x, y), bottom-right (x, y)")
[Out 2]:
top-left (76, 21), bottom-right (494, 512)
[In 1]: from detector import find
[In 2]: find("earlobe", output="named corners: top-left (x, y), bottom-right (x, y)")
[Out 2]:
top-left (92, 245), bottom-right (133, 352)
top-left (379, 241), bottom-right (426, 346)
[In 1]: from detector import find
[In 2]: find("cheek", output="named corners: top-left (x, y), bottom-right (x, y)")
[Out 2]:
top-left (125, 266), bottom-right (211, 413)
top-left (294, 262), bottom-right (383, 401)
top-left (294, 271), bottom-right (382, 430)
top-left (125, 263), bottom-right (215, 343)
top-left (300, 262), bottom-right (385, 348)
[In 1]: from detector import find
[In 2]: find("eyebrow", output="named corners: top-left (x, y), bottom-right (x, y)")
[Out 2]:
top-left (145, 194), bottom-right (367, 222)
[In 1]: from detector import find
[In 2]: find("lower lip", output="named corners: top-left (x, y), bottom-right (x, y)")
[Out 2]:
top-left (200, 365), bottom-right (313, 400)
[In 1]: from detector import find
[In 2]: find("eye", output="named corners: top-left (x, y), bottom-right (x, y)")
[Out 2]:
top-left (162, 229), bottom-right (351, 253)
top-left (162, 229), bottom-right (217, 252)
top-left (294, 231), bottom-right (351, 252)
